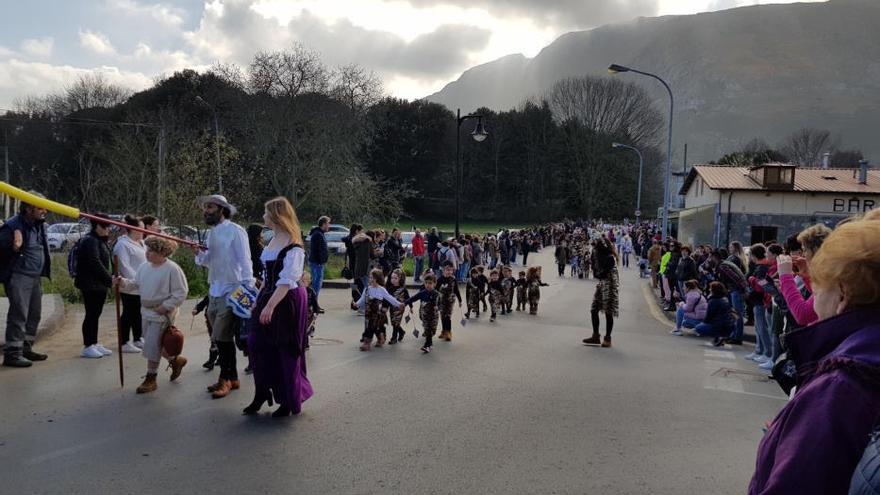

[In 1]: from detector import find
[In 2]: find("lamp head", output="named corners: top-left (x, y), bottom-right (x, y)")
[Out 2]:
top-left (471, 118), bottom-right (488, 143)
top-left (608, 64), bottom-right (630, 75)
top-left (612, 142), bottom-right (622, 149)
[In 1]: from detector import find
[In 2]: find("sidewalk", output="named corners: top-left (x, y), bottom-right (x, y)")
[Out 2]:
top-left (0, 294), bottom-right (66, 347)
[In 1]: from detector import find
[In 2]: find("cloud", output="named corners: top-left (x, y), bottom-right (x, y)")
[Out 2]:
top-left (21, 37), bottom-right (54, 58)
top-left (400, 0), bottom-right (660, 29)
top-left (0, 59), bottom-right (153, 106)
top-left (184, 3), bottom-right (491, 79)
top-left (105, 0), bottom-right (186, 27)
top-left (79, 29), bottom-right (117, 55)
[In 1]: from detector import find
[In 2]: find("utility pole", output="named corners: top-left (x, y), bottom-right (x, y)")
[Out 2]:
top-left (4, 128), bottom-right (9, 219)
top-left (157, 126), bottom-right (166, 220)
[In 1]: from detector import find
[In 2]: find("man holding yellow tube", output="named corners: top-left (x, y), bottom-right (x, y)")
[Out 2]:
top-left (0, 192), bottom-right (51, 367)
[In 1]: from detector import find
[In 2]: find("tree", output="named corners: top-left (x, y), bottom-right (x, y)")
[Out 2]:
top-left (780, 128), bottom-right (835, 167)
top-left (248, 44), bottom-right (329, 98)
top-left (830, 150), bottom-right (864, 168)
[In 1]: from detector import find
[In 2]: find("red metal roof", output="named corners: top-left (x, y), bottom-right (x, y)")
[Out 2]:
top-left (681, 165), bottom-right (880, 195)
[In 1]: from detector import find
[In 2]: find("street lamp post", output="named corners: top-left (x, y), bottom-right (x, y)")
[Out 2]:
top-left (608, 64), bottom-right (674, 239)
top-left (455, 108), bottom-right (488, 239)
top-left (612, 142), bottom-right (644, 224)
top-left (195, 96), bottom-right (223, 194)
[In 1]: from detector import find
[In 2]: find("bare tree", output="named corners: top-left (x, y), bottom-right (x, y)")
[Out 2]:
top-left (330, 64), bottom-right (384, 114)
top-left (545, 76), bottom-right (664, 147)
top-left (830, 149), bottom-right (864, 168)
top-left (248, 43), bottom-right (329, 98)
top-left (780, 128), bottom-right (836, 167)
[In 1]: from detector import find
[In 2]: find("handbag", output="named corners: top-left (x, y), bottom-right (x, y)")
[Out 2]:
top-left (341, 265), bottom-right (353, 280)
top-left (161, 316), bottom-right (185, 357)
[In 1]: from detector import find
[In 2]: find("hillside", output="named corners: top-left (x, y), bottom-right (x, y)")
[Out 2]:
top-left (427, 0), bottom-right (880, 164)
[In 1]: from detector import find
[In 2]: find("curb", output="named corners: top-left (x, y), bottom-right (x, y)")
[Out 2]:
top-left (0, 294), bottom-right (66, 349)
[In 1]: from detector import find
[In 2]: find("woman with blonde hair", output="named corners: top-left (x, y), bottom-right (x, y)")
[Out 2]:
top-left (750, 219), bottom-right (880, 494)
top-left (243, 197), bottom-right (313, 417)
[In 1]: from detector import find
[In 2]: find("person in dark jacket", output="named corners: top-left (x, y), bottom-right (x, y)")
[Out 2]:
top-left (664, 243), bottom-right (682, 311)
top-left (351, 229), bottom-right (373, 312)
top-left (675, 245), bottom-right (699, 294)
top-left (695, 282), bottom-right (735, 345)
top-left (749, 219), bottom-right (880, 495)
top-left (75, 214), bottom-right (114, 359)
top-left (0, 194), bottom-right (51, 367)
top-left (342, 223), bottom-right (361, 305)
top-left (383, 228), bottom-right (404, 273)
top-left (308, 216), bottom-right (330, 311)
top-left (426, 227), bottom-right (440, 270)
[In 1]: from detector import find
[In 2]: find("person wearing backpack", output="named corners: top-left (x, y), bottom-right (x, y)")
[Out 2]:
top-left (671, 280), bottom-right (707, 336)
top-left (74, 214), bottom-right (115, 359)
top-left (712, 248), bottom-right (749, 345)
top-left (0, 193), bottom-right (51, 368)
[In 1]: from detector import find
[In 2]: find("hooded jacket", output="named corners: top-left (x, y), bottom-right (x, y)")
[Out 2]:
top-left (352, 233), bottom-right (373, 279)
top-left (749, 307), bottom-right (880, 495)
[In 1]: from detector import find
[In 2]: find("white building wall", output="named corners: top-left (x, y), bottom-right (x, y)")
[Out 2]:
top-left (728, 191), bottom-right (878, 215)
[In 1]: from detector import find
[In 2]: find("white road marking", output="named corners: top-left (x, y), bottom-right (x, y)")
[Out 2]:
top-left (703, 349), bottom-right (736, 360)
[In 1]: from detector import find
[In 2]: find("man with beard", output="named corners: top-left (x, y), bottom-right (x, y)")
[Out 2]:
top-left (194, 195), bottom-right (254, 399)
top-left (0, 193), bottom-right (51, 367)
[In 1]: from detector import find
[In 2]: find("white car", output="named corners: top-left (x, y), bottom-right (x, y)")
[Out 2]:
top-left (305, 225), bottom-right (350, 254)
top-left (46, 222), bottom-right (89, 251)
top-left (400, 231), bottom-right (416, 256)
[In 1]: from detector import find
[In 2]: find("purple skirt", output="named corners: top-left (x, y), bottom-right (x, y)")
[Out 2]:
top-left (248, 286), bottom-right (313, 414)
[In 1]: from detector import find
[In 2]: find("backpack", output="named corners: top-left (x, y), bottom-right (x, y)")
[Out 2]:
top-left (719, 260), bottom-right (748, 291)
top-left (67, 237), bottom-right (85, 279)
top-left (438, 247), bottom-right (450, 266)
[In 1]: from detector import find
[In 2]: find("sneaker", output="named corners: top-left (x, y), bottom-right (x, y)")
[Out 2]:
top-left (3, 355), bottom-right (33, 368)
top-left (759, 359), bottom-right (775, 370)
top-left (121, 342), bottom-right (142, 353)
top-left (95, 344), bottom-right (113, 356)
top-left (754, 355), bottom-right (770, 364)
top-left (420, 345), bottom-right (431, 354)
top-left (134, 338), bottom-right (145, 349)
top-left (670, 329), bottom-right (683, 336)
top-left (744, 352), bottom-right (758, 361)
top-left (582, 335), bottom-right (601, 346)
top-left (81, 345), bottom-right (104, 359)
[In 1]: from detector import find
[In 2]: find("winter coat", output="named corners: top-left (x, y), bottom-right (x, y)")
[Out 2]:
top-left (412, 233), bottom-right (426, 257)
top-left (682, 290), bottom-right (707, 321)
top-left (703, 294), bottom-right (734, 330)
top-left (750, 306), bottom-right (880, 495)
top-left (0, 214), bottom-right (51, 283)
top-left (308, 226), bottom-right (329, 265)
top-left (74, 231), bottom-right (113, 292)
top-left (676, 255), bottom-right (699, 282)
top-left (352, 233), bottom-right (373, 279)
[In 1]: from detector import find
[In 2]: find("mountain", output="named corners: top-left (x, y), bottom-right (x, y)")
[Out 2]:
top-left (427, 0), bottom-right (880, 165)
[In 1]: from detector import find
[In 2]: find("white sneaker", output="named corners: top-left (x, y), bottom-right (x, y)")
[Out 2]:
top-left (134, 338), bottom-right (145, 349)
top-left (670, 329), bottom-right (683, 336)
top-left (95, 344), bottom-right (113, 356)
top-left (121, 342), bottom-right (141, 353)
top-left (759, 359), bottom-right (775, 370)
top-left (754, 355), bottom-right (770, 364)
top-left (81, 345), bottom-right (104, 359)
top-left (744, 352), bottom-right (758, 361)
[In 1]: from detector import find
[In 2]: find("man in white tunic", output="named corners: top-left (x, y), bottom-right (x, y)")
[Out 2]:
top-left (194, 195), bottom-right (254, 399)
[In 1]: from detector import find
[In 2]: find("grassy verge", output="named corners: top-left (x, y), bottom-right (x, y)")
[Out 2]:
top-left (319, 254), bottom-right (415, 280)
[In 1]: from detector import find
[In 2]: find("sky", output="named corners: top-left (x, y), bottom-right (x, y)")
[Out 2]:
top-left (0, 0), bottom-right (826, 108)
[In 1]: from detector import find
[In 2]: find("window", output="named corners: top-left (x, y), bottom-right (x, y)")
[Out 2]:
top-left (762, 166), bottom-right (795, 189)
top-left (751, 226), bottom-right (778, 245)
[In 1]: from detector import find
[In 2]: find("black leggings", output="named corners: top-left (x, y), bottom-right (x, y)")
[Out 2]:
top-left (557, 263), bottom-right (565, 276)
top-left (216, 341), bottom-right (238, 381)
top-left (591, 310), bottom-right (614, 338)
top-left (441, 316), bottom-right (452, 332)
top-left (119, 293), bottom-right (142, 343)
top-left (81, 289), bottom-right (107, 347)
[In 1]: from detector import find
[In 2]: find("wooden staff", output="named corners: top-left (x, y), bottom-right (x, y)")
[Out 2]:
top-left (113, 256), bottom-right (124, 388)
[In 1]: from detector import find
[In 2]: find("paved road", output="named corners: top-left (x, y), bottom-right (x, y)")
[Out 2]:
top-left (0, 249), bottom-right (786, 494)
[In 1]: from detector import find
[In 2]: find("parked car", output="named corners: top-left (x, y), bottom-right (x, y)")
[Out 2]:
top-left (400, 231), bottom-right (415, 257)
top-left (305, 225), bottom-right (350, 255)
top-left (46, 222), bottom-right (89, 251)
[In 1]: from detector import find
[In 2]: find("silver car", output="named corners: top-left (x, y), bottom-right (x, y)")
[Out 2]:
top-left (46, 222), bottom-right (89, 251)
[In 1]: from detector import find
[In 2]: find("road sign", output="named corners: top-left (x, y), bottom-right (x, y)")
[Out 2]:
top-left (634, 210), bottom-right (641, 217)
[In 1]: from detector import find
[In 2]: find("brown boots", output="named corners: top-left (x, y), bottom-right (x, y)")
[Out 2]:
top-left (168, 356), bottom-right (187, 381)
top-left (136, 374), bottom-right (158, 394)
top-left (207, 379), bottom-right (240, 399)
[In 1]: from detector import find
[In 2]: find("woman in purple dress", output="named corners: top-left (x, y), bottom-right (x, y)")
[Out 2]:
top-left (243, 197), bottom-right (313, 417)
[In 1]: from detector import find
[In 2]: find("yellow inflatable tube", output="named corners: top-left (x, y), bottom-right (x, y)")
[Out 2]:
top-left (0, 181), bottom-right (81, 219)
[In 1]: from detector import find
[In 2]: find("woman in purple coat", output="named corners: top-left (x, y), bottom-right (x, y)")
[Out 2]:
top-left (750, 219), bottom-right (880, 494)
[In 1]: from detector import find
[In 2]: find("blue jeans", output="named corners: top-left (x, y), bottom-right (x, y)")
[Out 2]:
top-left (458, 261), bottom-right (470, 281)
top-left (729, 290), bottom-right (745, 341)
top-left (753, 305), bottom-right (773, 358)
top-left (675, 307), bottom-right (702, 330)
top-left (414, 255), bottom-right (424, 281)
top-left (310, 263), bottom-right (325, 301)
top-left (510, 248), bottom-right (517, 264)
top-left (695, 322), bottom-right (731, 337)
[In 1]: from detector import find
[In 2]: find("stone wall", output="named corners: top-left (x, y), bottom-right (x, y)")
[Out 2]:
top-left (720, 212), bottom-right (850, 246)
